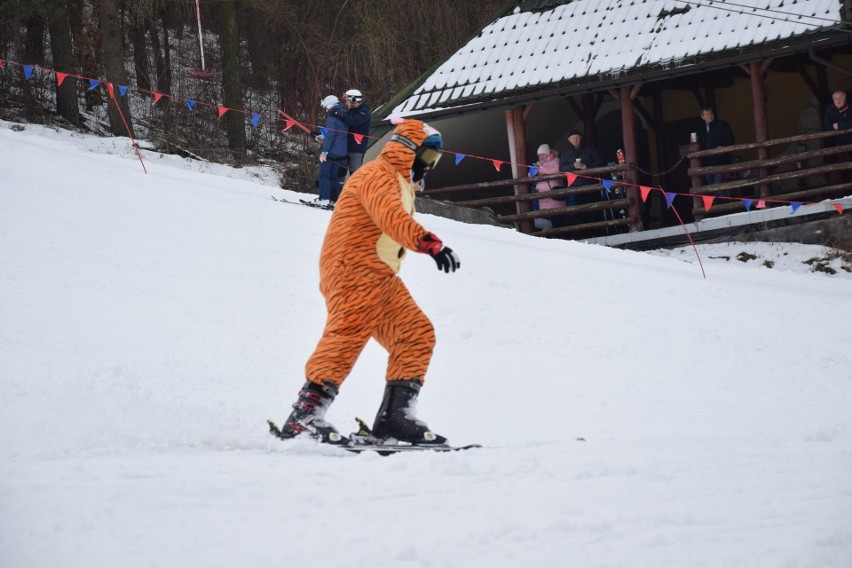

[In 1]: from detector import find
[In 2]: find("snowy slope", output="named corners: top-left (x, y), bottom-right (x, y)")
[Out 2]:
top-left (1, 122), bottom-right (851, 568)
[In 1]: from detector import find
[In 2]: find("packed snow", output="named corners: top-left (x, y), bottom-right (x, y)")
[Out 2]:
top-left (1, 122), bottom-right (851, 568)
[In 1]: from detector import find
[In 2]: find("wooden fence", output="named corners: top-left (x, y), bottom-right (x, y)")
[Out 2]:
top-left (419, 129), bottom-right (851, 239)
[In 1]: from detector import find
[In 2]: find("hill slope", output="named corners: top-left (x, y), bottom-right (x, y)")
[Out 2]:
top-left (1, 122), bottom-right (851, 567)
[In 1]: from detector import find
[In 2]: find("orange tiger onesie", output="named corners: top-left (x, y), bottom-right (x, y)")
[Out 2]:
top-left (305, 119), bottom-right (446, 387)
top-left (274, 118), bottom-right (459, 445)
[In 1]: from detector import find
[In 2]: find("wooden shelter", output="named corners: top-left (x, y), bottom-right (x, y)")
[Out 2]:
top-left (371, 0), bottom-right (852, 240)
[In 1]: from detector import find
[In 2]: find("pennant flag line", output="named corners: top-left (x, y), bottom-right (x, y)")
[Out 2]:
top-left (0, 58), bottom-right (843, 221)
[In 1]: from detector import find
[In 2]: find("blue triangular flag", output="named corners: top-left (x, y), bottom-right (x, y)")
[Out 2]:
top-left (23, 66), bottom-right (34, 80)
top-left (455, 154), bottom-right (465, 165)
top-left (602, 179), bottom-right (613, 194)
top-left (319, 127), bottom-right (328, 138)
top-left (665, 192), bottom-right (676, 208)
top-left (186, 99), bottom-right (196, 111)
top-left (251, 113), bottom-right (261, 128)
top-left (88, 79), bottom-right (100, 91)
top-left (743, 199), bottom-right (753, 212)
top-left (118, 85), bottom-right (128, 96)
top-left (528, 165), bottom-right (539, 176)
top-left (790, 202), bottom-right (802, 214)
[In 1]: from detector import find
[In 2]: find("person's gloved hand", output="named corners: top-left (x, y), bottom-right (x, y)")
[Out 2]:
top-left (418, 233), bottom-right (460, 273)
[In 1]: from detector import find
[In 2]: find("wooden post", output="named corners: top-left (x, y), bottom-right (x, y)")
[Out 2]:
top-left (506, 107), bottom-right (532, 233)
top-left (749, 60), bottom-right (771, 198)
top-left (618, 84), bottom-right (643, 232)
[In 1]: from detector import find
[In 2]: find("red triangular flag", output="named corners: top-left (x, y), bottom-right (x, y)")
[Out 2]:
top-left (565, 173), bottom-right (577, 187)
top-left (353, 133), bottom-right (364, 144)
top-left (153, 92), bottom-right (163, 105)
top-left (491, 160), bottom-right (503, 172)
top-left (702, 195), bottom-right (715, 211)
top-left (56, 72), bottom-right (68, 86)
top-left (217, 106), bottom-right (229, 119)
top-left (282, 120), bottom-right (296, 132)
top-left (834, 204), bottom-right (844, 215)
top-left (105, 82), bottom-right (115, 99)
top-left (756, 200), bottom-right (766, 209)
top-left (639, 185), bottom-right (651, 202)
top-left (0, 59), bottom-right (4, 68)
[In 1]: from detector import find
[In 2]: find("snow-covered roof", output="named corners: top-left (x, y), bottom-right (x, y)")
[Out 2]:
top-left (389, 0), bottom-right (846, 117)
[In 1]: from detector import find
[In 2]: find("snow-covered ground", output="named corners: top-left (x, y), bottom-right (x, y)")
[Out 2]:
top-left (1, 122), bottom-right (851, 568)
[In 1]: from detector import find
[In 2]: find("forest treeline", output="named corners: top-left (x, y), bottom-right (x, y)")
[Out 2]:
top-left (0, 0), bottom-right (506, 189)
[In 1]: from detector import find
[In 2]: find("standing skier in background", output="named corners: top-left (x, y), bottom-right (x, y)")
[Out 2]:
top-left (315, 94), bottom-right (348, 207)
top-left (276, 118), bottom-right (460, 446)
top-left (343, 89), bottom-right (371, 173)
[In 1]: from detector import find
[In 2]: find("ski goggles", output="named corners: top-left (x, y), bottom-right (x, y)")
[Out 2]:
top-left (416, 145), bottom-right (442, 170)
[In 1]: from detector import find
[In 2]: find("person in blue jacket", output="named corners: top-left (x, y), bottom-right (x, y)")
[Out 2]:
top-left (343, 89), bottom-right (372, 173)
top-left (317, 95), bottom-right (348, 205)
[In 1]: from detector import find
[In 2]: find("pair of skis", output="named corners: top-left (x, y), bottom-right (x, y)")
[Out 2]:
top-left (270, 195), bottom-right (335, 210)
top-left (267, 418), bottom-right (481, 456)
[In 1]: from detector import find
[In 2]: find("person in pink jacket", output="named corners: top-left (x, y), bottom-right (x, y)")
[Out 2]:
top-left (530, 144), bottom-right (563, 229)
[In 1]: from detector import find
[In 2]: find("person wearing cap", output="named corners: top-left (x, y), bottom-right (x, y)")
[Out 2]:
top-left (343, 89), bottom-right (372, 173)
top-left (317, 94), bottom-right (348, 206)
top-left (558, 129), bottom-right (603, 185)
top-left (530, 143), bottom-right (562, 230)
top-left (275, 118), bottom-right (460, 447)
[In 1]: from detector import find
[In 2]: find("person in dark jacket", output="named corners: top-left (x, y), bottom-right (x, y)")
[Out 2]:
top-left (558, 129), bottom-right (604, 186)
top-left (823, 89), bottom-right (852, 145)
top-left (343, 89), bottom-right (371, 173)
top-left (696, 107), bottom-right (735, 185)
top-left (558, 129), bottom-right (604, 220)
top-left (317, 94), bottom-right (348, 205)
top-left (823, 89), bottom-right (852, 181)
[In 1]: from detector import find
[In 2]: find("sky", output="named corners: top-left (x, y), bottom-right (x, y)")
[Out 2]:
top-left (1, 121), bottom-right (851, 568)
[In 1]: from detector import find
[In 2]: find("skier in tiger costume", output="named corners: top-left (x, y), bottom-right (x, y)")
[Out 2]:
top-left (277, 117), bottom-right (460, 446)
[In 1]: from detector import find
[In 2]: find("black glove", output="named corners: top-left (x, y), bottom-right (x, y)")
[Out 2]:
top-left (418, 233), bottom-right (460, 273)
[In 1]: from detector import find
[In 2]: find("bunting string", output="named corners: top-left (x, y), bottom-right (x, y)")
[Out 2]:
top-left (2, 57), bottom-right (847, 220)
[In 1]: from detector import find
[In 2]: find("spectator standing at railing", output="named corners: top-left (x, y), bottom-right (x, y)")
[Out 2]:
top-left (823, 89), bottom-right (852, 182)
top-left (530, 144), bottom-right (562, 230)
top-left (696, 107), bottom-right (735, 186)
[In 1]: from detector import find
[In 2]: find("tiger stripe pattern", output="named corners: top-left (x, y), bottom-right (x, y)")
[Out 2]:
top-left (305, 119), bottom-right (440, 387)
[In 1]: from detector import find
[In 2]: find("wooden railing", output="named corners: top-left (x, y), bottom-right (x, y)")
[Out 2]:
top-left (420, 129), bottom-right (852, 239)
top-left (420, 163), bottom-right (637, 237)
top-left (686, 129), bottom-right (852, 219)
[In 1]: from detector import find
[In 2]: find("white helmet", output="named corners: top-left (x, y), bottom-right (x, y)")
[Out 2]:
top-left (320, 95), bottom-right (339, 109)
top-left (344, 89), bottom-right (363, 103)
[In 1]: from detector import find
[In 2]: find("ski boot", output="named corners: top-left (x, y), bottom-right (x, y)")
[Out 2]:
top-left (276, 381), bottom-right (349, 445)
top-left (371, 379), bottom-right (447, 445)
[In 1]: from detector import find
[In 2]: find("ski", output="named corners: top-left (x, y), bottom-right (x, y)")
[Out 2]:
top-left (267, 418), bottom-right (481, 456)
top-left (269, 195), bottom-right (334, 210)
